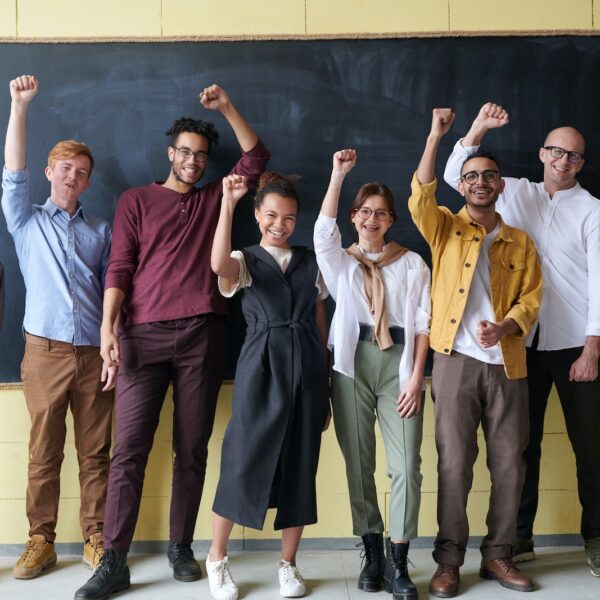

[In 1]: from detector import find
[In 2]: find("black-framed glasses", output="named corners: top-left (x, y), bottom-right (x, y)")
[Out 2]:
top-left (461, 169), bottom-right (500, 184)
top-left (354, 207), bottom-right (394, 220)
top-left (171, 145), bottom-right (209, 163)
top-left (544, 145), bottom-right (584, 164)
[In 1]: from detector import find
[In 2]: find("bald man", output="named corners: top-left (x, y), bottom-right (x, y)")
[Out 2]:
top-left (444, 102), bottom-right (600, 578)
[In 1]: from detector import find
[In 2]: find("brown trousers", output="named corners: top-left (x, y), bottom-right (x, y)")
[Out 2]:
top-left (21, 333), bottom-right (114, 542)
top-left (431, 351), bottom-right (529, 566)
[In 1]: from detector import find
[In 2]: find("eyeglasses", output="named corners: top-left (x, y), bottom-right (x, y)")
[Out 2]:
top-left (544, 145), bottom-right (584, 164)
top-left (461, 169), bottom-right (500, 184)
top-left (171, 145), bottom-right (209, 163)
top-left (354, 207), bottom-right (394, 221)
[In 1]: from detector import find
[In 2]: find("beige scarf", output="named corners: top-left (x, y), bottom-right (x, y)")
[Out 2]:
top-left (345, 241), bottom-right (408, 350)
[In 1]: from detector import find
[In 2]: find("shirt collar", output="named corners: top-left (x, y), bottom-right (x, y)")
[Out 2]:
top-left (42, 198), bottom-right (87, 222)
top-left (456, 206), bottom-right (513, 242)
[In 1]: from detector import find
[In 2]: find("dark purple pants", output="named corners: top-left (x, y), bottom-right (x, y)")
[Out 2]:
top-left (103, 314), bottom-right (227, 551)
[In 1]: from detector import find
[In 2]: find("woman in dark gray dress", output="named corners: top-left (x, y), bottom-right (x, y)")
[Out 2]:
top-left (206, 172), bottom-right (329, 600)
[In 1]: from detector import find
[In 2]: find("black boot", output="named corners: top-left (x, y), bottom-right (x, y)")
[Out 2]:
top-left (74, 549), bottom-right (130, 600)
top-left (358, 533), bottom-right (384, 592)
top-left (167, 541), bottom-right (202, 581)
top-left (383, 538), bottom-right (418, 599)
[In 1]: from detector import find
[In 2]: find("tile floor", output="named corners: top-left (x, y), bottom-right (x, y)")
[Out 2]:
top-left (1, 546), bottom-right (598, 599)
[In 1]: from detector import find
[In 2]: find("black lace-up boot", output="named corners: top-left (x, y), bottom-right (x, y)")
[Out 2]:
top-left (167, 541), bottom-right (202, 581)
top-left (358, 533), bottom-right (385, 592)
top-left (74, 549), bottom-right (130, 599)
top-left (383, 538), bottom-right (418, 599)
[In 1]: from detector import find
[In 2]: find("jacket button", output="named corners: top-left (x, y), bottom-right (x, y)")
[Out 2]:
top-left (459, 288), bottom-right (465, 293)
top-left (465, 262), bottom-right (471, 268)
top-left (450, 319), bottom-right (456, 324)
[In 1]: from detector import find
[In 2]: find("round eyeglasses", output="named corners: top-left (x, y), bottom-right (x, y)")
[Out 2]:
top-left (461, 169), bottom-right (500, 184)
top-left (354, 207), bottom-right (394, 221)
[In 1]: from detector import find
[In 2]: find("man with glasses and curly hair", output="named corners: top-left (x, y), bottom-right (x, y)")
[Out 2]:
top-left (410, 108), bottom-right (542, 598)
top-left (444, 103), bottom-right (600, 579)
top-left (75, 84), bottom-right (269, 600)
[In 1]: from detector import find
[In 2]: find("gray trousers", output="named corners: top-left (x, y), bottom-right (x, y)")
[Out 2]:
top-left (431, 351), bottom-right (529, 566)
top-left (331, 341), bottom-right (424, 541)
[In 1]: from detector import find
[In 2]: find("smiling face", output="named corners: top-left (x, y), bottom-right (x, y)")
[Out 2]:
top-left (166, 131), bottom-right (209, 189)
top-left (351, 194), bottom-right (394, 251)
top-left (458, 156), bottom-right (505, 209)
top-left (540, 127), bottom-right (585, 194)
top-left (45, 154), bottom-right (91, 211)
top-left (255, 192), bottom-right (298, 249)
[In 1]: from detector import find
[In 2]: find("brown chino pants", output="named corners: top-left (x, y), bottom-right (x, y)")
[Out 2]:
top-left (431, 351), bottom-right (529, 566)
top-left (21, 333), bottom-right (114, 542)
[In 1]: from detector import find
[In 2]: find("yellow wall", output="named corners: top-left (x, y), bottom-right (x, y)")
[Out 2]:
top-left (0, 0), bottom-right (591, 544)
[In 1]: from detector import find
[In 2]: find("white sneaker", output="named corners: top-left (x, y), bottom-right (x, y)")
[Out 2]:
top-left (278, 560), bottom-right (305, 598)
top-left (206, 555), bottom-right (238, 600)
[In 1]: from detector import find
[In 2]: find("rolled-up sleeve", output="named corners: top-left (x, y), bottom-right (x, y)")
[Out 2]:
top-left (2, 166), bottom-right (33, 233)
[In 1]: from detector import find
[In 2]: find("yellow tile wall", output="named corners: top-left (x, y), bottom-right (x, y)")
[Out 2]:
top-left (0, 384), bottom-right (579, 544)
top-left (0, 1), bottom-right (597, 38)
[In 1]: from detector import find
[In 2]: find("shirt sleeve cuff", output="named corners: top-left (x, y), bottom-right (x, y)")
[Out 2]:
top-left (456, 138), bottom-right (479, 154)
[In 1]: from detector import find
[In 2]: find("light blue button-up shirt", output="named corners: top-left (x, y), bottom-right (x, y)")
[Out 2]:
top-left (2, 166), bottom-right (111, 346)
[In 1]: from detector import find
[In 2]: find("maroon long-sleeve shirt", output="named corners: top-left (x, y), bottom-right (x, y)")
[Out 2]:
top-left (105, 139), bottom-right (270, 324)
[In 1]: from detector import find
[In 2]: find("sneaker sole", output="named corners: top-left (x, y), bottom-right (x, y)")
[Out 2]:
top-left (513, 552), bottom-right (536, 563)
top-left (13, 555), bottom-right (57, 580)
top-left (479, 568), bottom-right (535, 592)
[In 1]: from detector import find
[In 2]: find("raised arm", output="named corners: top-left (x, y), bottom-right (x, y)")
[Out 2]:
top-left (444, 102), bottom-right (509, 189)
top-left (320, 149), bottom-right (357, 218)
top-left (211, 174), bottom-right (248, 279)
top-left (5, 75), bottom-right (38, 171)
top-left (200, 84), bottom-right (258, 153)
top-left (416, 108), bottom-right (455, 184)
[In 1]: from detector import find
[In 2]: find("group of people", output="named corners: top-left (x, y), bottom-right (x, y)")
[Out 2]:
top-left (1, 73), bottom-right (598, 600)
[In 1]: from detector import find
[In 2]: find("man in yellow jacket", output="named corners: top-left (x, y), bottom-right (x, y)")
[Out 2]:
top-left (408, 108), bottom-right (542, 598)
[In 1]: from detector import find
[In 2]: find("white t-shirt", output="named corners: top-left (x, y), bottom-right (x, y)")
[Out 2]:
top-left (218, 246), bottom-right (328, 300)
top-left (453, 223), bottom-right (503, 364)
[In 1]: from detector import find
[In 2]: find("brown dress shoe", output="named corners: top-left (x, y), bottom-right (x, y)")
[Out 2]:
top-left (480, 557), bottom-right (535, 592)
top-left (429, 563), bottom-right (460, 598)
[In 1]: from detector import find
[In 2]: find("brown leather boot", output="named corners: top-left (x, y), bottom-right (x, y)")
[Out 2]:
top-left (480, 557), bottom-right (535, 592)
top-left (429, 563), bottom-right (459, 598)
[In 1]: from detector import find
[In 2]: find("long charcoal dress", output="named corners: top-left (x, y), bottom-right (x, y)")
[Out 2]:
top-left (212, 245), bottom-right (329, 530)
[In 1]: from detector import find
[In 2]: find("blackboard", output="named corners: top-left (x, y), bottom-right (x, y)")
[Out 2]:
top-left (1, 36), bottom-right (599, 381)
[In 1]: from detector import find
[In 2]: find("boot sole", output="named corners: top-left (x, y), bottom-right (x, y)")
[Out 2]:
top-left (14, 555), bottom-right (57, 580)
top-left (479, 569), bottom-right (535, 592)
top-left (383, 577), bottom-right (418, 599)
top-left (586, 558), bottom-right (600, 578)
top-left (74, 581), bottom-right (131, 600)
top-left (169, 561), bottom-right (202, 582)
top-left (358, 579), bottom-right (382, 592)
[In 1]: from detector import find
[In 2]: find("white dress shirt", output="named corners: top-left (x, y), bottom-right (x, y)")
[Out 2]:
top-left (314, 213), bottom-right (431, 391)
top-left (445, 140), bottom-right (600, 351)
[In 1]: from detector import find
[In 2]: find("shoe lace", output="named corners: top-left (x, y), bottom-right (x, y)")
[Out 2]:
top-left (280, 561), bottom-right (300, 584)
top-left (22, 539), bottom-right (45, 561)
top-left (88, 537), bottom-right (104, 560)
top-left (496, 557), bottom-right (517, 573)
top-left (170, 543), bottom-right (194, 561)
top-left (357, 541), bottom-right (381, 569)
top-left (89, 550), bottom-right (121, 585)
top-left (215, 559), bottom-right (233, 587)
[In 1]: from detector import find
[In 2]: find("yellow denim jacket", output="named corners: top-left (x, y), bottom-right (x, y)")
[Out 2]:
top-left (408, 175), bottom-right (542, 379)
